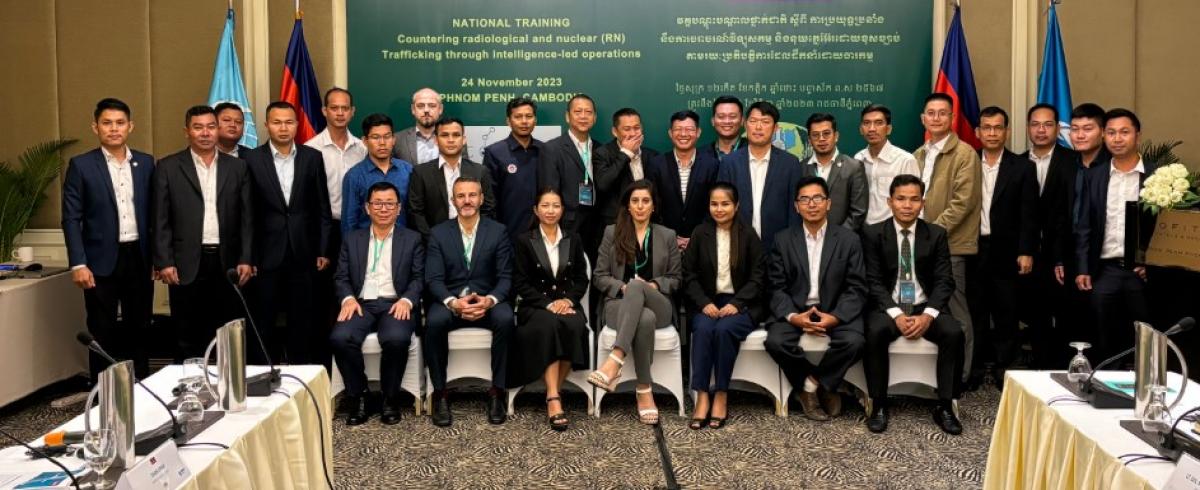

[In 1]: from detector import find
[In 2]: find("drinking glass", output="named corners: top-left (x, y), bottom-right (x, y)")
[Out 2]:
top-left (82, 428), bottom-right (116, 490)
top-left (1142, 384), bottom-right (1173, 434)
top-left (1067, 342), bottom-right (1093, 383)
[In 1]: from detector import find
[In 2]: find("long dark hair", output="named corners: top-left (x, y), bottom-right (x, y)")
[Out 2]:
top-left (614, 179), bottom-right (656, 264)
top-left (528, 186), bottom-right (564, 232)
top-left (708, 181), bottom-right (742, 270)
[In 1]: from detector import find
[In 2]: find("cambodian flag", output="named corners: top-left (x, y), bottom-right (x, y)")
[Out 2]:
top-left (1037, 1), bottom-right (1073, 148)
top-left (280, 16), bottom-right (325, 144)
top-left (207, 7), bottom-right (257, 148)
top-left (931, 5), bottom-right (982, 150)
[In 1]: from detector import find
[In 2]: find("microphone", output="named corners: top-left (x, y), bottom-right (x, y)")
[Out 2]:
top-left (1161, 405), bottom-right (1200, 454)
top-left (224, 268), bottom-right (281, 396)
top-left (1081, 317), bottom-right (1195, 393)
top-left (74, 333), bottom-right (184, 450)
top-left (0, 425), bottom-right (86, 490)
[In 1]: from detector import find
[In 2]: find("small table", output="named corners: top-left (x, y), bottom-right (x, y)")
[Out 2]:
top-left (0, 269), bottom-right (87, 407)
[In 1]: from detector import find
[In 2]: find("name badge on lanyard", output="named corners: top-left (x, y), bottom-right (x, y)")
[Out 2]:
top-left (578, 142), bottom-right (594, 206)
top-left (578, 183), bottom-right (594, 206)
top-left (898, 280), bottom-right (916, 315)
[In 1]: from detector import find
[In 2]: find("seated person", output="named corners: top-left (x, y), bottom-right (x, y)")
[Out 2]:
top-left (764, 176), bottom-right (867, 421)
top-left (683, 182), bottom-right (765, 429)
top-left (861, 174), bottom-right (965, 435)
top-left (329, 181), bottom-right (423, 426)
top-left (424, 177), bottom-right (514, 427)
top-left (588, 180), bottom-right (682, 425)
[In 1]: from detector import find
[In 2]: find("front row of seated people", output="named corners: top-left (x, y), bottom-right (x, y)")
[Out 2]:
top-left (333, 174), bottom-right (964, 435)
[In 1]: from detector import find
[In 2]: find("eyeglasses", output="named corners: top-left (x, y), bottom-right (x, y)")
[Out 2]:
top-left (810, 130), bottom-right (835, 140)
top-left (369, 201), bottom-right (398, 209)
top-left (795, 196), bottom-right (828, 205)
top-left (923, 110), bottom-right (951, 119)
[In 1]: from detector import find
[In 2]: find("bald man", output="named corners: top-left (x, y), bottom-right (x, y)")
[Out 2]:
top-left (392, 87), bottom-right (443, 166)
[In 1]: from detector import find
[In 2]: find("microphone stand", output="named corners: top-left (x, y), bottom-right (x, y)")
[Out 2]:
top-left (0, 425), bottom-right (86, 490)
top-left (225, 269), bottom-right (281, 396)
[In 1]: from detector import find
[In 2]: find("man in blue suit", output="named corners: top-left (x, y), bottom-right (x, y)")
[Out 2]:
top-left (62, 98), bottom-right (155, 379)
top-left (330, 181), bottom-right (424, 426)
top-left (424, 176), bottom-right (514, 427)
top-left (649, 109), bottom-right (720, 248)
top-left (717, 101), bottom-right (810, 251)
top-left (483, 96), bottom-right (543, 241)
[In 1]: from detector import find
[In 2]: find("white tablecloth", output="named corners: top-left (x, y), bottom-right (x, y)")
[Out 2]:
top-left (984, 370), bottom-right (1200, 489)
top-left (0, 364), bottom-right (332, 489)
top-left (0, 270), bottom-right (88, 407)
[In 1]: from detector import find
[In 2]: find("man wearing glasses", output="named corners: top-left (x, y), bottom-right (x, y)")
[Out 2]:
top-left (342, 114), bottom-right (415, 234)
top-left (803, 113), bottom-right (868, 231)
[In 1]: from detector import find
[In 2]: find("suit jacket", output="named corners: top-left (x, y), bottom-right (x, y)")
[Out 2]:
top-left (716, 146), bottom-right (809, 252)
top-left (61, 148), bottom-right (155, 276)
top-left (593, 224), bottom-right (682, 317)
top-left (390, 126), bottom-right (422, 167)
top-left (425, 217), bottom-right (512, 305)
top-left (407, 158), bottom-right (496, 239)
top-left (539, 133), bottom-right (600, 231)
top-left (1074, 158), bottom-right (1159, 276)
top-left (806, 152), bottom-right (869, 231)
top-left (594, 139), bottom-right (661, 223)
top-left (649, 150), bottom-right (720, 238)
top-left (981, 150), bottom-right (1039, 276)
top-left (861, 218), bottom-right (955, 314)
top-left (243, 144), bottom-right (333, 270)
top-left (913, 133), bottom-right (983, 255)
top-left (682, 221), bottom-right (765, 322)
top-left (768, 223), bottom-right (866, 325)
top-left (1025, 144), bottom-right (1081, 267)
top-left (482, 135), bottom-right (543, 240)
top-left (152, 149), bottom-right (253, 285)
top-left (512, 227), bottom-right (589, 309)
top-left (335, 224), bottom-right (424, 306)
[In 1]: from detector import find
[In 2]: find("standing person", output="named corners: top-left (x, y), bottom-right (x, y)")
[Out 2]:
top-left (509, 188), bottom-right (591, 431)
top-left (153, 105), bottom-right (253, 359)
top-left (539, 94), bottom-right (603, 263)
top-left (861, 175), bottom-right (964, 435)
top-left (763, 176), bottom-right (867, 422)
top-left (803, 113), bottom-right (868, 231)
top-left (408, 117), bottom-right (496, 240)
top-left (424, 177), bottom-right (514, 427)
top-left (702, 95), bottom-right (747, 163)
top-left (588, 180), bottom-right (682, 425)
top-left (342, 114), bottom-right (415, 233)
top-left (854, 104), bottom-right (919, 226)
top-left (213, 102), bottom-right (252, 158)
top-left (483, 96), bottom-right (544, 241)
top-left (330, 181), bottom-right (423, 426)
top-left (649, 110), bottom-right (720, 250)
top-left (912, 92), bottom-right (981, 380)
top-left (594, 108), bottom-right (661, 225)
top-left (717, 101), bottom-right (809, 252)
top-left (684, 182), bottom-right (765, 429)
top-left (392, 87), bottom-right (442, 166)
top-left (965, 107), bottom-right (1037, 388)
top-left (62, 98), bottom-right (155, 378)
top-left (243, 101), bottom-right (333, 364)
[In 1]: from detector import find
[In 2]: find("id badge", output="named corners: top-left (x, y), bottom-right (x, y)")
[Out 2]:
top-left (898, 280), bottom-right (916, 305)
top-left (578, 183), bottom-right (594, 206)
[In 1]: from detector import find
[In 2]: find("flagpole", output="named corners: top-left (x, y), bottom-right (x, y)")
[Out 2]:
top-left (295, 0), bottom-right (302, 20)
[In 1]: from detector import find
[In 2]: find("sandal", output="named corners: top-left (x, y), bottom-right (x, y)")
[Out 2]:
top-left (708, 416), bottom-right (728, 429)
top-left (688, 417), bottom-right (709, 430)
top-left (587, 353), bottom-right (624, 392)
top-left (546, 396), bottom-right (569, 432)
top-left (635, 387), bottom-right (659, 425)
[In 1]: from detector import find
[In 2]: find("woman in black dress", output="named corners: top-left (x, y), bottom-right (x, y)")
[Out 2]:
top-left (510, 187), bottom-right (591, 431)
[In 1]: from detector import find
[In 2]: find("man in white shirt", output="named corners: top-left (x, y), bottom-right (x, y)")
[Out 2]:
top-left (307, 87), bottom-right (367, 237)
top-left (803, 112), bottom-right (868, 230)
top-left (854, 104), bottom-right (919, 225)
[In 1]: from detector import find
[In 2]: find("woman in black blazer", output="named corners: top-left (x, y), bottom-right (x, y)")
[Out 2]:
top-left (510, 188), bottom-right (590, 431)
top-left (682, 182), bottom-right (765, 429)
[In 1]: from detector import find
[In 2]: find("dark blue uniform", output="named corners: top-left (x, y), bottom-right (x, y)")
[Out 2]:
top-left (483, 134), bottom-right (543, 241)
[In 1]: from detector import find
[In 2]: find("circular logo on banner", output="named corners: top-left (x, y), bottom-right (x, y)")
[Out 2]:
top-left (507, 163), bottom-right (518, 174)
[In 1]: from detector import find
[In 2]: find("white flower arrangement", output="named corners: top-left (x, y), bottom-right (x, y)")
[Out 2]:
top-left (1140, 163), bottom-right (1200, 214)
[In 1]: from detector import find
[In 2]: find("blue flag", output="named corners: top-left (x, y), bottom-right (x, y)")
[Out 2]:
top-left (1037, 2), bottom-right (1073, 148)
top-left (207, 8), bottom-right (257, 148)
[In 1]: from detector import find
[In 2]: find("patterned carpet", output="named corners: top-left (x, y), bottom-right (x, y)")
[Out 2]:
top-left (1, 375), bottom-right (1001, 489)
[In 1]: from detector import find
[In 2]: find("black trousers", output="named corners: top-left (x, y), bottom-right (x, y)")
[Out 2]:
top-left (864, 305), bottom-right (964, 403)
top-left (1020, 258), bottom-right (1075, 369)
top-left (1091, 261), bottom-right (1149, 362)
top-left (764, 312), bottom-right (865, 393)
top-left (423, 302), bottom-right (514, 390)
top-left (312, 221), bottom-right (342, 370)
top-left (966, 236), bottom-right (1021, 375)
top-left (170, 248), bottom-right (239, 360)
top-left (83, 242), bottom-right (152, 380)
top-left (567, 205), bottom-right (602, 328)
top-left (251, 250), bottom-right (317, 365)
top-left (329, 298), bottom-right (417, 399)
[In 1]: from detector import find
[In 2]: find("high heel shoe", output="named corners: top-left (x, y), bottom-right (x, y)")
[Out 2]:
top-left (635, 387), bottom-right (659, 425)
top-left (587, 353), bottom-right (624, 392)
top-left (546, 396), bottom-right (569, 432)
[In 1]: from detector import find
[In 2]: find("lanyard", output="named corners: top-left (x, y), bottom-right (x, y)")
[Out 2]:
top-left (633, 227), bottom-right (651, 273)
top-left (463, 231), bottom-right (475, 267)
top-left (577, 141), bottom-right (592, 184)
top-left (370, 233), bottom-right (386, 273)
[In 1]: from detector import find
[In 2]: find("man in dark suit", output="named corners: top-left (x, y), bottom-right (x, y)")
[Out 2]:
top-left (1074, 109), bottom-right (1157, 362)
top-left (700, 95), bottom-right (748, 163)
top-left (538, 94), bottom-right (603, 263)
top-left (763, 176), bottom-right (867, 421)
top-left (862, 174), bottom-right (964, 435)
top-left (330, 181), bottom-right (424, 426)
top-left (594, 107), bottom-right (660, 225)
top-left (966, 107), bottom-right (1038, 388)
top-left (214, 102), bottom-right (253, 158)
top-left (483, 96), bottom-right (543, 241)
top-left (62, 98), bottom-right (155, 378)
top-left (243, 101), bottom-right (333, 365)
top-left (153, 105), bottom-right (254, 359)
top-left (717, 101), bottom-right (810, 252)
top-left (802, 113), bottom-right (868, 231)
top-left (649, 110), bottom-right (719, 249)
top-left (424, 177), bottom-right (514, 427)
top-left (391, 87), bottom-right (442, 166)
top-left (407, 117), bottom-right (495, 240)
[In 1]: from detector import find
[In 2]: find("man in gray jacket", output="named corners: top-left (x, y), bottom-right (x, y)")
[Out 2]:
top-left (803, 113), bottom-right (868, 231)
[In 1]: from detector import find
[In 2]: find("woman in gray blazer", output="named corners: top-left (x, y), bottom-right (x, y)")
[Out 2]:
top-left (588, 180), bottom-right (682, 425)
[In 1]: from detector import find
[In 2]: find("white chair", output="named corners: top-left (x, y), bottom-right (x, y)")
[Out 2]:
top-left (330, 333), bottom-right (424, 415)
top-left (689, 328), bottom-right (789, 416)
top-left (424, 327), bottom-right (496, 412)
top-left (594, 325), bottom-right (686, 417)
top-left (797, 334), bottom-right (940, 416)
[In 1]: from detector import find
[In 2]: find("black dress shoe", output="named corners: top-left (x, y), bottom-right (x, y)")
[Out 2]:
top-left (487, 388), bottom-right (507, 425)
top-left (933, 404), bottom-right (963, 435)
top-left (866, 406), bottom-right (889, 433)
top-left (345, 395), bottom-right (371, 426)
top-left (991, 369), bottom-right (1007, 391)
top-left (431, 391), bottom-right (453, 427)
top-left (380, 398), bottom-right (403, 425)
top-left (963, 373), bottom-right (984, 392)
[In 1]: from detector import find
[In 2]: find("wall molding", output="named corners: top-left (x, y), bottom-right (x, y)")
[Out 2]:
top-left (1010, 0), bottom-right (1039, 153)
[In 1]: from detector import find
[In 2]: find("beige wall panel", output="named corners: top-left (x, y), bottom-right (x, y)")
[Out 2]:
top-left (1057, 0), bottom-right (1136, 109)
top-left (1135, 0), bottom-right (1200, 169)
top-left (268, 0), bottom-right (335, 114)
top-left (960, 1), bottom-right (1013, 113)
top-left (0, 2), bottom-right (59, 159)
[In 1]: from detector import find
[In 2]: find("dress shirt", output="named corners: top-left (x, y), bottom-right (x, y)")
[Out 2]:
top-left (191, 150), bottom-right (221, 245)
top-left (674, 150), bottom-right (694, 202)
top-left (442, 219), bottom-right (500, 308)
top-left (351, 226), bottom-right (403, 305)
top-left (620, 146), bottom-right (645, 181)
top-left (342, 158), bottom-right (413, 232)
top-left (715, 227), bottom-right (734, 294)
top-left (306, 128), bottom-right (367, 220)
top-left (569, 131), bottom-right (593, 183)
top-left (219, 146), bottom-right (239, 158)
top-left (854, 141), bottom-right (919, 225)
top-left (887, 220), bottom-right (939, 319)
top-left (439, 156), bottom-right (462, 219)
top-left (748, 148), bottom-right (771, 236)
top-left (416, 130), bottom-right (439, 164)
top-left (921, 134), bottom-right (950, 187)
top-left (807, 150), bottom-right (840, 179)
top-left (979, 151), bottom-right (1002, 236)
top-left (270, 143), bottom-right (296, 206)
top-left (804, 222), bottom-right (827, 305)
top-left (1029, 146), bottom-right (1053, 194)
top-left (101, 146), bottom-right (138, 242)
top-left (540, 225), bottom-right (563, 277)
top-left (1100, 158), bottom-right (1146, 260)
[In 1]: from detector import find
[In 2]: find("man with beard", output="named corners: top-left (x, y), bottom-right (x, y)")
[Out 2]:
top-left (483, 96), bottom-right (544, 241)
top-left (803, 113), bottom-right (868, 231)
top-left (392, 87), bottom-right (442, 166)
top-left (408, 117), bottom-right (496, 240)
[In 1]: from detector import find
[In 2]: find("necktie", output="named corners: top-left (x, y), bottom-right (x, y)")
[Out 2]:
top-left (900, 229), bottom-right (913, 281)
